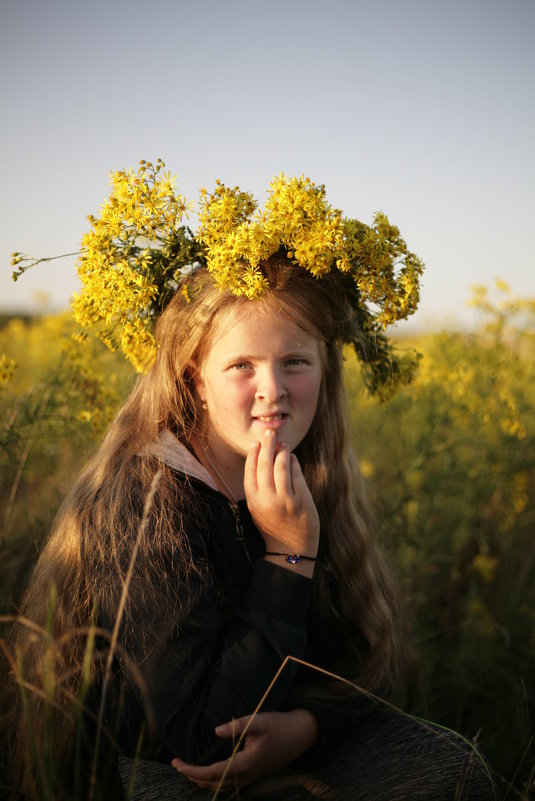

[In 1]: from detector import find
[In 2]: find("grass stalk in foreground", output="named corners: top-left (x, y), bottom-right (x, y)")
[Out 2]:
top-left (212, 655), bottom-right (498, 801)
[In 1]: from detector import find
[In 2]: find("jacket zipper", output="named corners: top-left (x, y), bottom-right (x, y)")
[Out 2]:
top-left (229, 502), bottom-right (253, 566)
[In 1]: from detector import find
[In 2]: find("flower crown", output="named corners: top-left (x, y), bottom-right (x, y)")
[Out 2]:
top-left (13, 160), bottom-right (424, 397)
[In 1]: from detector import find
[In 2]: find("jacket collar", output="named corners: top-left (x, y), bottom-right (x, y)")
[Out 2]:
top-left (146, 429), bottom-right (218, 492)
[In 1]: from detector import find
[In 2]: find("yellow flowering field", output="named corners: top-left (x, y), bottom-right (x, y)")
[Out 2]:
top-left (0, 283), bottom-right (533, 797)
top-left (347, 284), bottom-right (535, 796)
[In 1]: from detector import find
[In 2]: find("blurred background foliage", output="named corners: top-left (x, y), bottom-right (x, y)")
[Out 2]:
top-left (1, 282), bottom-right (534, 798)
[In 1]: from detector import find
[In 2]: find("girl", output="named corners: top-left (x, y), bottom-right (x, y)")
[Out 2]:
top-left (4, 178), bottom-right (496, 800)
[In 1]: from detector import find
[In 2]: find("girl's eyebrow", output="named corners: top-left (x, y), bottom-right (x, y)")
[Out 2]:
top-left (224, 347), bottom-right (318, 362)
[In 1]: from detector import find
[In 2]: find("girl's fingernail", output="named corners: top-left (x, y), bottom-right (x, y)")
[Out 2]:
top-left (215, 724), bottom-right (229, 735)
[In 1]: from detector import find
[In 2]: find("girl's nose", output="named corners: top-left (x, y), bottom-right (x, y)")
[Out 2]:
top-left (255, 368), bottom-right (287, 404)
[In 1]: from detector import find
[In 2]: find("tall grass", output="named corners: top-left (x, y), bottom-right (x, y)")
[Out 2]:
top-left (345, 285), bottom-right (535, 797)
top-left (0, 285), bottom-right (533, 798)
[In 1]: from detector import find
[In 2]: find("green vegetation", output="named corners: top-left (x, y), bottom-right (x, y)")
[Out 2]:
top-left (1, 283), bottom-right (533, 799)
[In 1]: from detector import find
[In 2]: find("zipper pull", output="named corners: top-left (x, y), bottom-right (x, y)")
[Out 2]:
top-left (230, 502), bottom-right (244, 541)
top-left (229, 501), bottom-right (253, 565)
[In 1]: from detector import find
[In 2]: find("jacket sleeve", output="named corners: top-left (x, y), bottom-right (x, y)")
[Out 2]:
top-left (290, 692), bottom-right (378, 753)
top-left (99, 534), bottom-right (315, 765)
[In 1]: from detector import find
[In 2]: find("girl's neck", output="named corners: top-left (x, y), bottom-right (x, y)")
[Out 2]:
top-left (190, 433), bottom-right (246, 502)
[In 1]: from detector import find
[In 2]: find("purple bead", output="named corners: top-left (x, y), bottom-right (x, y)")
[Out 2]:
top-left (286, 554), bottom-right (300, 564)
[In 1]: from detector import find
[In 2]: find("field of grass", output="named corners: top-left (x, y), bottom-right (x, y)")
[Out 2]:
top-left (1, 284), bottom-right (533, 799)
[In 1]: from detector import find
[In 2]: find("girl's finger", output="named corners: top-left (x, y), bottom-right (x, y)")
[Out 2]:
top-left (289, 452), bottom-right (305, 495)
top-left (256, 430), bottom-right (276, 489)
top-left (244, 441), bottom-right (260, 495)
top-left (216, 713), bottom-right (264, 738)
top-left (215, 717), bottom-right (247, 738)
top-left (172, 757), bottom-right (230, 781)
top-left (273, 443), bottom-right (292, 496)
top-left (173, 752), bottom-right (251, 790)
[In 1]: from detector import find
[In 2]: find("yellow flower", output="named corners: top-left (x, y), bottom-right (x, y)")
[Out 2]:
top-left (359, 458), bottom-right (375, 479)
top-left (470, 553), bottom-right (498, 585)
top-left (0, 354), bottom-right (17, 384)
top-left (495, 278), bottom-right (510, 293)
top-left (69, 161), bottom-right (423, 391)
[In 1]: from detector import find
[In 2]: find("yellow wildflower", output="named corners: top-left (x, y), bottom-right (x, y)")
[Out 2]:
top-left (359, 458), bottom-right (375, 479)
top-left (35, 160), bottom-right (423, 391)
top-left (470, 553), bottom-right (498, 585)
top-left (0, 354), bottom-right (17, 384)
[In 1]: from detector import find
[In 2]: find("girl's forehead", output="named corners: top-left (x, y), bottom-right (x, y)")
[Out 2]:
top-left (207, 301), bottom-right (319, 353)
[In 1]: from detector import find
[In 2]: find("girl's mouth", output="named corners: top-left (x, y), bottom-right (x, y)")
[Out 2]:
top-left (253, 413), bottom-right (288, 430)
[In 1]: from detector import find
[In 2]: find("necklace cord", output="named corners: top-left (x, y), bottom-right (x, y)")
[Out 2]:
top-left (201, 444), bottom-right (238, 503)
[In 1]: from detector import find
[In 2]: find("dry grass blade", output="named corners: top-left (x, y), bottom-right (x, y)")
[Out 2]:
top-left (211, 655), bottom-right (497, 801)
top-left (89, 468), bottom-right (162, 800)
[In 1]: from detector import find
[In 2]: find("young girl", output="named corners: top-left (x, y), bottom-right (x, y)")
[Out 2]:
top-left (5, 177), bottom-right (496, 800)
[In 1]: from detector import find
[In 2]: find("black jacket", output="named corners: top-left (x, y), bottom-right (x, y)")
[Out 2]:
top-left (98, 439), bottom-right (363, 766)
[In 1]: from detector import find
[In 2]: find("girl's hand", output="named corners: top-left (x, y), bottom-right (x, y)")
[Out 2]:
top-left (171, 709), bottom-right (319, 792)
top-left (244, 431), bottom-right (320, 567)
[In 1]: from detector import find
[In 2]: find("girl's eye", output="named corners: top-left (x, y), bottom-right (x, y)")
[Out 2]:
top-left (231, 362), bottom-right (251, 370)
top-left (285, 358), bottom-right (306, 367)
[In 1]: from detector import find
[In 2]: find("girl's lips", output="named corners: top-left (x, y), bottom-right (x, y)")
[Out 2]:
top-left (252, 413), bottom-right (288, 430)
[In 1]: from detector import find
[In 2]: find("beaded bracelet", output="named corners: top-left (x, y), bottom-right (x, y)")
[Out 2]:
top-left (264, 552), bottom-right (317, 564)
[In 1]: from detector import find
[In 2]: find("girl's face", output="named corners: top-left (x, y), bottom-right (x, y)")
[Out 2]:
top-left (193, 303), bottom-right (323, 472)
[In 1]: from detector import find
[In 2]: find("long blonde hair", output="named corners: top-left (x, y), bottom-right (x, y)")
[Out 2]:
top-left (4, 253), bottom-right (411, 794)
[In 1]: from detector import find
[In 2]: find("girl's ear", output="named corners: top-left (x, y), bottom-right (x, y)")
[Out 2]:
top-left (188, 360), bottom-right (206, 402)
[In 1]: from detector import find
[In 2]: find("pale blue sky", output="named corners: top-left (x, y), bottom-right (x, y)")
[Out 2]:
top-left (1, 0), bottom-right (533, 331)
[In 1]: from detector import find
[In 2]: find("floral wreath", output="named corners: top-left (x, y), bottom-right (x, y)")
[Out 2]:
top-left (12, 159), bottom-right (424, 398)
